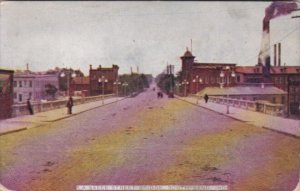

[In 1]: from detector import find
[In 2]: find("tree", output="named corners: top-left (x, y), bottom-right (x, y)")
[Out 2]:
top-left (45, 84), bottom-right (58, 99)
top-left (156, 72), bottom-right (175, 93)
top-left (118, 73), bottom-right (150, 96)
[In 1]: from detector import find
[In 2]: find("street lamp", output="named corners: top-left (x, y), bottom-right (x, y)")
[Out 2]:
top-left (182, 80), bottom-right (189, 97)
top-left (122, 82), bottom-right (128, 97)
top-left (192, 76), bottom-right (203, 104)
top-left (98, 76), bottom-right (108, 104)
top-left (219, 67), bottom-right (236, 114)
top-left (60, 70), bottom-right (76, 97)
top-left (175, 83), bottom-right (181, 95)
top-left (113, 80), bottom-right (121, 98)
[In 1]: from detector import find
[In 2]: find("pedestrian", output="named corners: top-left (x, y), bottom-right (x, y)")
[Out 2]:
top-left (66, 96), bottom-right (74, 114)
top-left (204, 94), bottom-right (209, 103)
top-left (27, 98), bottom-right (34, 115)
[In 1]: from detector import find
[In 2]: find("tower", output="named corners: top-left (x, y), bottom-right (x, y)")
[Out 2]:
top-left (181, 47), bottom-right (195, 81)
top-left (181, 47), bottom-right (195, 72)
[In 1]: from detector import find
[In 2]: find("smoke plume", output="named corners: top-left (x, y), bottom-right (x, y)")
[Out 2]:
top-left (258, 1), bottom-right (298, 77)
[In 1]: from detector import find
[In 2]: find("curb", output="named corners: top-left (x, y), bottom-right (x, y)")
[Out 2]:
top-left (176, 97), bottom-right (246, 123)
top-left (0, 127), bottom-right (27, 136)
top-left (176, 97), bottom-right (300, 139)
top-left (0, 97), bottom-right (127, 136)
top-left (45, 97), bottom-right (126, 122)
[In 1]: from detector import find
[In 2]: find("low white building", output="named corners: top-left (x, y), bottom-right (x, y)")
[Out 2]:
top-left (13, 71), bottom-right (59, 103)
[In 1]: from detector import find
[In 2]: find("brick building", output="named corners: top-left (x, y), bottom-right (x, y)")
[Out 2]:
top-left (70, 76), bottom-right (90, 97)
top-left (235, 65), bottom-right (300, 113)
top-left (179, 48), bottom-right (237, 95)
top-left (89, 65), bottom-right (119, 96)
top-left (0, 69), bottom-right (14, 119)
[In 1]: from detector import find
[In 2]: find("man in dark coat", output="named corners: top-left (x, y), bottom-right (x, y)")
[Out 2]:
top-left (67, 96), bottom-right (74, 114)
top-left (204, 94), bottom-right (209, 103)
top-left (27, 99), bottom-right (34, 115)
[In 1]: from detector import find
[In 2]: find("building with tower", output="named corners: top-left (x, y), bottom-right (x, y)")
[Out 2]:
top-left (179, 48), bottom-right (237, 95)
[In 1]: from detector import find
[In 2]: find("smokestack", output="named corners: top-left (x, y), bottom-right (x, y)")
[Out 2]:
top-left (278, 43), bottom-right (281, 66)
top-left (26, 63), bottom-right (29, 71)
top-left (274, 44), bottom-right (277, 66)
top-left (89, 65), bottom-right (92, 70)
top-left (258, 1), bottom-right (297, 75)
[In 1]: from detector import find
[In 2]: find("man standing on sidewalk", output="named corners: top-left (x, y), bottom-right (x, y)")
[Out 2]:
top-left (66, 96), bottom-right (74, 114)
top-left (27, 98), bottom-right (34, 115)
top-left (204, 94), bottom-right (209, 103)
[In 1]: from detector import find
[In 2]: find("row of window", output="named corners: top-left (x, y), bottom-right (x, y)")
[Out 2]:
top-left (272, 76), bottom-right (300, 84)
top-left (192, 76), bottom-right (236, 84)
top-left (13, 92), bottom-right (32, 102)
top-left (14, 80), bottom-right (33, 88)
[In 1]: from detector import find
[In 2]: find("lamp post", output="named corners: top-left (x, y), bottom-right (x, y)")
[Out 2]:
top-left (175, 83), bottom-right (181, 96)
top-left (219, 67), bottom-right (236, 114)
top-left (193, 76), bottom-right (203, 104)
top-left (182, 80), bottom-right (189, 97)
top-left (98, 76), bottom-right (108, 105)
top-left (113, 80), bottom-right (121, 98)
top-left (60, 69), bottom-right (76, 97)
top-left (122, 82), bottom-right (128, 97)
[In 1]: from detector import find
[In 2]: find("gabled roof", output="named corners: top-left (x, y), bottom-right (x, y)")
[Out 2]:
top-left (197, 86), bottom-right (287, 96)
top-left (235, 66), bottom-right (300, 74)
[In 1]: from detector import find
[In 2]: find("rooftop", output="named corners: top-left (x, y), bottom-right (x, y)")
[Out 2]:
top-left (236, 66), bottom-right (300, 74)
top-left (181, 48), bottom-right (194, 58)
top-left (197, 85), bottom-right (287, 96)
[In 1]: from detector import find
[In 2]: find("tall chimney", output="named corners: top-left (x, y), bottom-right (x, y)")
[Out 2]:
top-left (274, 44), bottom-right (277, 66)
top-left (89, 64), bottom-right (92, 70)
top-left (26, 63), bottom-right (29, 71)
top-left (278, 43), bottom-right (281, 66)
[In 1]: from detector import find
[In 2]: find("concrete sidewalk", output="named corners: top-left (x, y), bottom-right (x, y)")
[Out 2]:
top-left (0, 97), bottom-right (125, 136)
top-left (177, 96), bottom-right (300, 138)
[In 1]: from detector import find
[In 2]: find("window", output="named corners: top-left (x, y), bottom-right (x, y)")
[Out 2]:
top-left (14, 93), bottom-right (17, 99)
top-left (19, 81), bottom-right (22, 87)
top-left (14, 81), bottom-right (17, 87)
top-left (18, 94), bottom-right (22, 102)
top-left (237, 75), bottom-right (240, 83)
top-left (272, 97), bottom-right (276, 103)
top-left (29, 92), bottom-right (32, 99)
top-left (24, 80), bottom-right (27, 87)
top-left (29, 81), bottom-right (32, 87)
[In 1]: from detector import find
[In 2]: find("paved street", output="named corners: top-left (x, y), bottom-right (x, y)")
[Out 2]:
top-left (0, 88), bottom-right (300, 191)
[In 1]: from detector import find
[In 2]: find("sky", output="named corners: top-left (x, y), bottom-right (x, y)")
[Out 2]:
top-left (0, 1), bottom-right (299, 76)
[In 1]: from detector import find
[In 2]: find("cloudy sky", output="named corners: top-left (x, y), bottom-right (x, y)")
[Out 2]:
top-left (0, 1), bottom-right (299, 76)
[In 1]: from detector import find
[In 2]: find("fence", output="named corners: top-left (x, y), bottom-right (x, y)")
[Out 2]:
top-left (12, 94), bottom-right (114, 117)
top-left (193, 95), bottom-right (284, 116)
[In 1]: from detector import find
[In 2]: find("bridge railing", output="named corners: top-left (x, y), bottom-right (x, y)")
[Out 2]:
top-left (192, 95), bottom-right (284, 116)
top-left (12, 94), bottom-right (114, 117)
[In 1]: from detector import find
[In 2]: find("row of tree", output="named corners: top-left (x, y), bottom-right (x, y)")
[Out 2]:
top-left (118, 73), bottom-right (152, 96)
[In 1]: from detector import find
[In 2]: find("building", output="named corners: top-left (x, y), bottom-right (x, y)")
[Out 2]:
top-left (89, 64), bottom-right (119, 96)
top-left (197, 84), bottom-right (287, 104)
top-left (0, 69), bottom-right (14, 119)
top-left (179, 48), bottom-right (237, 95)
top-left (13, 71), bottom-right (59, 103)
top-left (236, 65), bottom-right (300, 114)
top-left (70, 76), bottom-right (90, 97)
